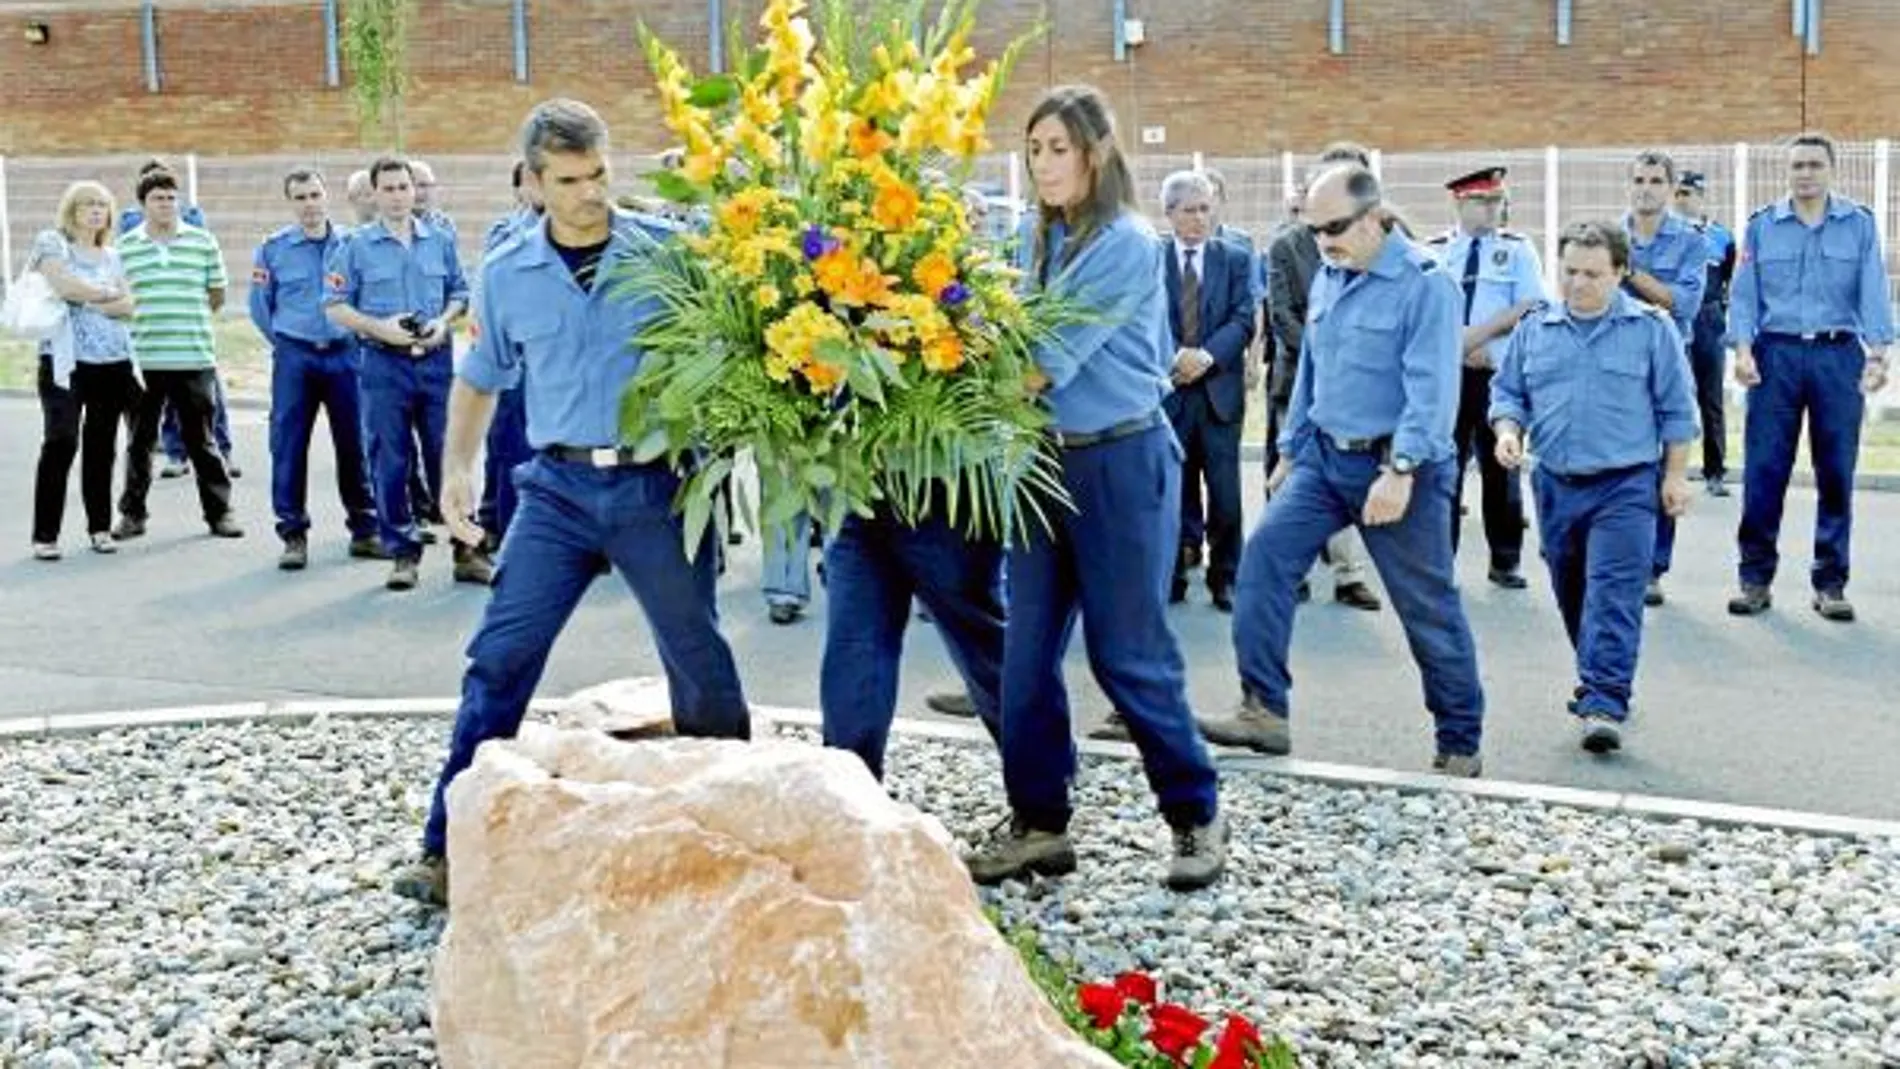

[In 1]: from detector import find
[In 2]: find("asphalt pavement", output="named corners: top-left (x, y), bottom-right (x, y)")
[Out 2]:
top-left (2, 396), bottom-right (1895, 820)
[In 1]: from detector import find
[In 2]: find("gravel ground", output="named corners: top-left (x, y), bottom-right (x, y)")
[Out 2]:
top-left (2, 716), bottom-right (1897, 1068)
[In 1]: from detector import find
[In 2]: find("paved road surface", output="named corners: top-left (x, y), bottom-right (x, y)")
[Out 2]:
top-left (2, 397), bottom-right (1895, 820)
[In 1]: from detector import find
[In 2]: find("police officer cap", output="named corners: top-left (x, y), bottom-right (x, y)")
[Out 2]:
top-left (1446, 166), bottom-right (1507, 198)
top-left (1677, 170), bottom-right (1708, 192)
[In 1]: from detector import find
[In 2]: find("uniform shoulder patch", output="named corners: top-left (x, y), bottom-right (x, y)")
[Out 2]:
top-left (325, 271), bottom-right (346, 291)
top-left (251, 266), bottom-right (270, 285)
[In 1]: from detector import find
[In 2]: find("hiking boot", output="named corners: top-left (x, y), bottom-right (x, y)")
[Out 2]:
top-left (386, 557), bottom-right (420, 591)
top-left (1727, 585), bottom-right (1772, 616)
top-left (1166, 813), bottom-right (1230, 891)
top-left (390, 853), bottom-right (448, 908)
top-left (452, 543), bottom-right (495, 586)
top-left (1086, 712), bottom-right (1133, 742)
top-left (923, 691), bottom-right (977, 718)
top-left (1432, 752), bottom-right (1484, 778)
top-left (1579, 713), bottom-right (1623, 755)
top-left (1335, 581), bottom-right (1382, 611)
top-left (159, 459), bottom-right (189, 479)
top-left (349, 536), bottom-right (390, 560)
top-left (1812, 589), bottom-right (1855, 623)
top-left (1196, 692), bottom-right (1291, 755)
top-left (278, 536), bottom-right (309, 571)
top-left (111, 515), bottom-right (146, 541)
top-left (208, 515), bottom-right (245, 539)
top-left (963, 816), bottom-right (1077, 885)
top-left (1488, 567), bottom-right (1528, 590)
top-left (1644, 579), bottom-right (1665, 607)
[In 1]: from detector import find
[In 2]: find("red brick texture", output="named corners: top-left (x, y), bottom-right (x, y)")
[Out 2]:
top-left (2, 0), bottom-right (1896, 156)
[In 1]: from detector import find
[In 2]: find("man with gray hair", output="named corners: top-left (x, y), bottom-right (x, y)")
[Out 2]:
top-left (344, 169), bottom-right (376, 226)
top-left (391, 98), bottom-right (752, 907)
top-left (1159, 169), bottom-right (1255, 612)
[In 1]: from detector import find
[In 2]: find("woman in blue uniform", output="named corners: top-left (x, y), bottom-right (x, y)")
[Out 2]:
top-left (962, 84), bottom-right (1225, 892)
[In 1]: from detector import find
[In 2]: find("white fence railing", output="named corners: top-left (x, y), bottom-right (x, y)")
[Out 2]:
top-left (3, 139), bottom-right (1896, 320)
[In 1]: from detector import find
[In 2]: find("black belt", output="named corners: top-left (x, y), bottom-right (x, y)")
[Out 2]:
top-left (277, 333), bottom-right (349, 353)
top-left (1320, 430), bottom-right (1392, 456)
top-left (1050, 411), bottom-right (1164, 450)
top-left (542, 445), bottom-right (651, 469)
top-left (362, 339), bottom-right (447, 359)
top-left (1761, 330), bottom-right (1855, 344)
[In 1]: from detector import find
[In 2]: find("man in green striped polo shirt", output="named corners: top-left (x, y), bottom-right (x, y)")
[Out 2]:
top-left (113, 167), bottom-right (243, 540)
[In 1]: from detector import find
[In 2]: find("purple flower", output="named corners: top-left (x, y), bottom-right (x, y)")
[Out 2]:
top-left (802, 223), bottom-right (833, 261)
top-left (939, 282), bottom-right (971, 307)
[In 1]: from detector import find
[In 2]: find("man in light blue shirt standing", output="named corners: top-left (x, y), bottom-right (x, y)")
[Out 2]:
top-left (1209, 165), bottom-right (1486, 778)
top-left (1726, 132), bottom-right (1894, 622)
top-left (1425, 166), bottom-right (1547, 589)
top-left (1620, 150), bottom-right (1708, 607)
top-left (1491, 221), bottom-right (1699, 756)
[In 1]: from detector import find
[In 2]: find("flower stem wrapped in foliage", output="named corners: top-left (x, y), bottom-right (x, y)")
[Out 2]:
top-left (619, 0), bottom-right (1091, 549)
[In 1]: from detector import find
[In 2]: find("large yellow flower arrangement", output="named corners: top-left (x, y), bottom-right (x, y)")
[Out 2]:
top-left (618, 0), bottom-right (1087, 548)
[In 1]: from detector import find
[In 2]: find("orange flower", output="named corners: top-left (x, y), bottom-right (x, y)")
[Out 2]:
top-left (922, 332), bottom-right (964, 373)
top-left (812, 246), bottom-right (862, 297)
top-left (813, 247), bottom-right (895, 308)
top-left (848, 119), bottom-right (895, 160)
top-left (912, 251), bottom-right (958, 298)
top-left (803, 356), bottom-right (846, 392)
top-left (872, 176), bottom-right (921, 232)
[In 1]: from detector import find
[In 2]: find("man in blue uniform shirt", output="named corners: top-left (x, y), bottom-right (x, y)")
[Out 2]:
top-left (1727, 132), bottom-right (1894, 622)
top-left (1674, 171), bottom-right (1737, 497)
top-left (474, 160), bottom-right (545, 553)
top-left (391, 99), bottom-right (752, 907)
top-left (1426, 166), bottom-right (1546, 590)
top-left (1621, 151), bottom-right (1708, 607)
top-left (1206, 165), bottom-right (1487, 778)
top-left (249, 167), bottom-right (379, 570)
top-left (324, 157), bottom-right (486, 591)
top-left (1491, 221), bottom-right (1699, 756)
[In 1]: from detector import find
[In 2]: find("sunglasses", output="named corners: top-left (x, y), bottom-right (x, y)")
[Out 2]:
top-left (1307, 202), bottom-right (1374, 238)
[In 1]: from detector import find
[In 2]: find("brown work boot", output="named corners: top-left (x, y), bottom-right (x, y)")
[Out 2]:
top-left (1166, 813), bottom-right (1229, 891)
top-left (923, 690), bottom-right (977, 718)
top-left (386, 557), bottom-right (420, 591)
top-left (1432, 752), bottom-right (1484, 778)
top-left (390, 853), bottom-right (448, 908)
top-left (963, 816), bottom-right (1077, 885)
top-left (1196, 692), bottom-right (1291, 755)
top-left (278, 535), bottom-right (308, 571)
top-left (452, 543), bottom-right (495, 586)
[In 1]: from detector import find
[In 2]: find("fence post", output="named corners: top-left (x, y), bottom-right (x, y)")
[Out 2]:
top-left (1368, 149), bottom-right (1382, 180)
top-left (322, 0), bottom-right (340, 87)
top-left (0, 155), bottom-right (11, 288)
top-left (1281, 150), bottom-right (1295, 202)
top-left (1191, 151), bottom-right (1204, 173)
top-left (1543, 145), bottom-right (1559, 292)
top-left (1733, 142), bottom-right (1749, 232)
top-left (186, 154), bottom-right (200, 207)
top-left (1873, 139), bottom-right (1891, 251)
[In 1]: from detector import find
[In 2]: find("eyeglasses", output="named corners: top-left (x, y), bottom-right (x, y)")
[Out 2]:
top-left (1307, 203), bottom-right (1374, 238)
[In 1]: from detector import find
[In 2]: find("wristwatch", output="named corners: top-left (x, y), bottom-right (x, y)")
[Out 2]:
top-left (1389, 454), bottom-right (1419, 476)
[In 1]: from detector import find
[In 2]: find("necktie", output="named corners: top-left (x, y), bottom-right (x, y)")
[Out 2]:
top-left (1181, 247), bottom-right (1202, 347)
top-left (1460, 238), bottom-right (1482, 323)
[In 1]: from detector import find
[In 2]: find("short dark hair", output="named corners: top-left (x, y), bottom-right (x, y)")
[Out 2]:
top-left (510, 159), bottom-right (527, 189)
top-left (282, 167), bottom-right (325, 198)
top-left (1788, 131), bottom-right (1837, 165)
top-left (1631, 150), bottom-right (1677, 185)
top-left (137, 157), bottom-right (171, 178)
top-left (1557, 220), bottom-right (1631, 272)
top-left (136, 168), bottom-right (180, 205)
top-left (1318, 141), bottom-right (1373, 168)
top-left (367, 157), bottom-right (413, 189)
top-left (519, 98), bottom-right (610, 174)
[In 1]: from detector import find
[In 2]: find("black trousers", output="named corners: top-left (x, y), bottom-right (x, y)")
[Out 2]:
top-left (1689, 302), bottom-right (1729, 480)
top-left (1169, 388), bottom-right (1243, 590)
top-left (34, 357), bottom-right (140, 543)
top-left (1453, 365), bottom-right (1524, 570)
top-left (120, 367), bottom-right (234, 525)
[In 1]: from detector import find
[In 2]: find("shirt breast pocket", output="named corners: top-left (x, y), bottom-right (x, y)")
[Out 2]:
top-left (361, 264), bottom-right (405, 312)
top-left (1596, 348), bottom-right (1651, 416)
top-left (1820, 232), bottom-right (1862, 291)
top-left (507, 314), bottom-right (562, 374)
top-left (275, 264), bottom-right (316, 301)
top-left (1755, 246), bottom-right (1800, 292)
top-left (1339, 306), bottom-right (1400, 368)
top-left (418, 259), bottom-right (450, 312)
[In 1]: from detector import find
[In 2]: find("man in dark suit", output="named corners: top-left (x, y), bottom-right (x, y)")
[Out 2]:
top-left (1161, 170), bottom-right (1255, 611)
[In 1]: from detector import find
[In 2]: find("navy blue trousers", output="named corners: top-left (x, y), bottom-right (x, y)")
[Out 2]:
top-left (1001, 423), bottom-right (1219, 832)
top-left (423, 455), bottom-right (750, 856)
top-left (1739, 334), bottom-right (1864, 593)
top-left (359, 346), bottom-right (450, 561)
top-left (268, 336), bottom-right (375, 542)
top-left (1233, 436), bottom-right (1485, 756)
top-left (820, 508), bottom-right (1005, 780)
top-left (476, 384), bottom-right (531, 545)
top-left (1532, 463), bottom-right (1657, 720)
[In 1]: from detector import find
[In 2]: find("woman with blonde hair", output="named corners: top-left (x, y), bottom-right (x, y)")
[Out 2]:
top-left (29, 180), bottom-right (138, 560)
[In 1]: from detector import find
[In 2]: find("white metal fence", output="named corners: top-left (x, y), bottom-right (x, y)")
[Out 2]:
top-left (3, 139), bottom-right (1896, 318)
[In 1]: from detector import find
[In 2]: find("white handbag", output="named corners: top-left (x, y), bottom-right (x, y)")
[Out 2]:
top-left (1, 269), bottom-right (68, 339)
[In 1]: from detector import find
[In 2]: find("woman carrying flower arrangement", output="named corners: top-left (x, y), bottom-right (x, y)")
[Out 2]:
top-left (961, 85), bottom-right (1227, 892)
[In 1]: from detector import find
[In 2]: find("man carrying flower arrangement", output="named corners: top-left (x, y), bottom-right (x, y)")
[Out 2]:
top-left (390, 99), bottom-right (753, 908)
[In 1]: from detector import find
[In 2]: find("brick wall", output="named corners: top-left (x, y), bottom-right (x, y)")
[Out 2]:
top-left (2, 0), bottom-right (1897, 157)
